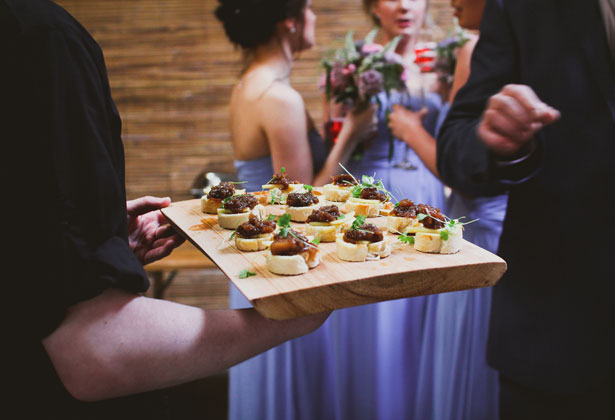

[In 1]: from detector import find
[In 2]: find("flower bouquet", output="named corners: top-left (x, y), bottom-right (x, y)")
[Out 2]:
top-left (321, 29), bottom-right (407, 160)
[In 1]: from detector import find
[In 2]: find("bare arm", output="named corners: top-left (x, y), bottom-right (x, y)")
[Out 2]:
top-left (449, 36), bottom-right (478, 103)
top-left (43, 288), bottom-right (327, 402)
top-left (264, 84), bottom-right (374, 186)
top-left (386, 37), bottom-right (479, 179)
top-left (388, 106), bottom-right (439, 178)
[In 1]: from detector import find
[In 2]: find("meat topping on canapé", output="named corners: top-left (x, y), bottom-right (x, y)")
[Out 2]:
top-left (223, 194), bottom-right (258, 214)
top-left (306, 205), bottom-right (340, 223)
top-left (236, 214), bottom-right (276, 238)
top-left (207, 181), bottom-right (235, 199)
top-left (287, 191), bottom-right (319, 207)
top-left (416, 204), bottom-right (446, 229)
top-left (359, 187), bottom-right (388, 202)
top-left (343, 223), bottom-right (383, 243)
top-left (331, 174), bottom-right (358, 186)
top-left (392, 199), bottom-right (417, 218)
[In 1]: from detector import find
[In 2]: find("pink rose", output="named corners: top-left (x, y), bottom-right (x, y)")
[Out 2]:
top-left (361, 43), bottom-right (384, 54)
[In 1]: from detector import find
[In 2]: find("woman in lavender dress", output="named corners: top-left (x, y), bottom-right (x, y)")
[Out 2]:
top-left (216, 1), bottom-right (375, 419)
top-left (388, 0), bottom-right (506, 418)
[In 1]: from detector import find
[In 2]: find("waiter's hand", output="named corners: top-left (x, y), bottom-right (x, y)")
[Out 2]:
top-left (478, 84), bottom-right (560, 157)
top-left (127, 196), bottom-right (185, 265)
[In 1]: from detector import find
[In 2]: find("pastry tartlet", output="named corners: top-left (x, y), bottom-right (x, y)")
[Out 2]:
top-left (265, 230), bottom-right (320, 275)
top-left (322, 174), bottom-right (358, 202)
top-left (217, 194), bottom-right (266, 230)
top-left (234, 214), bottom-right (277, 252)
top-left (201, 181), bottom-right (246, 214)
top-left (305, 205), bottom-right (354, 242)
top-left (336, 217), bottom-right (391, 261)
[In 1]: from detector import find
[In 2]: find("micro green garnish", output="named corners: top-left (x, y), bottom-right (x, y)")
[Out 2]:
top-left (277, 213), bottom-right (292, 237)
top-left (399, 233), bottom-right (415, 245)
top-left (311, 237), bottom-right (321, 245)
top-left (304, 184), bottom-right (313, 192)
top-left (229, 229), bottom-right (237, 240)
top-left (238, 269), bottom-right (256, 279)
top-left (270, 189), bottom-right (282, 205)
top-left (342, 170), bottom-right (395, 202)
top-left (280, 167), bottom-right (286, 173)
top-left (267, 214), bottom-right (277, 221)
top-left (417, 212), bottom-right (479, 241)
top-left (337, 213), bottom-right (346, 220)
top-left (351, 214), bottom-right (367, 230)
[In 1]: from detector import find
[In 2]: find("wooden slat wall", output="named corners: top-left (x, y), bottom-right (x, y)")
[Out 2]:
top-left (56, 0), bottom-right (454, 201)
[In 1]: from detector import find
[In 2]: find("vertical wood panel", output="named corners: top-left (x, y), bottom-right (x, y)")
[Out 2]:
top-left (56, 0), bottom-right (454, 201)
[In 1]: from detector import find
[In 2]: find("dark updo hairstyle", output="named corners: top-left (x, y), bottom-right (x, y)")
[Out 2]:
top-left (215, 0), bottom-right (308, 49)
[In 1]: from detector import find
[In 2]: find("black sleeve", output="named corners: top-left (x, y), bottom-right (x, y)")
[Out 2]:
top-left (436, 0), bottom-right (541, 197)
top-left (9, 24), bottom-right (149, 340)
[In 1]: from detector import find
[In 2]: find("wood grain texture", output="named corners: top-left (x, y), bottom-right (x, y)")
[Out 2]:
top-left (162, 199), bottom-right (507, 319)
top-left (55, 0), bottom-right (456, 201)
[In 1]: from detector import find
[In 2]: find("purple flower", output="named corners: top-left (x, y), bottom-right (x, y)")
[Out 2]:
top-left (384, 50), bottom-right (404, 65)
top-left (358, 69), bottom-right (383, 97)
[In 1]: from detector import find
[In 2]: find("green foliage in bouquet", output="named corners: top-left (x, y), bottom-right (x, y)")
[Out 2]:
top-left (434, 22), bottom-right (470, 86)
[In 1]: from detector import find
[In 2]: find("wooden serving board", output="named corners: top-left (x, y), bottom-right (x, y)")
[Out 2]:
top-left (161, 199), bottom-right (507, 320)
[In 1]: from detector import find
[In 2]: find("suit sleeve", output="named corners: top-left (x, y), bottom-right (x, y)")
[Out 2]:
top-left (436, 0), bottom-right (534, 197)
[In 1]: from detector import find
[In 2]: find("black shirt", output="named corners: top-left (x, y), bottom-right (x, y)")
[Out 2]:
top-left (2, 0), bottom-right (165, 417)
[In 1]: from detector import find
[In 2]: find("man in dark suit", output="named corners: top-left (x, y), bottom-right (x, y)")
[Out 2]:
top-left (437, 0), bottom-right (614, 418)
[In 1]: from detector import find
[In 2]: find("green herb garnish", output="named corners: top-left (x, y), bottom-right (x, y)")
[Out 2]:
top-left (304, 184), bottom-right (313, 192)
top-left (277, 213), bottom-right (292, 237)
top-left (337, 213), bottom-right (346, 220)
top-left (238, 269), bottom-right (256, 279)
top-left (351, 214), bottom-right (366, 230)
top-left (399, 233), bottom-right (415, 245)
top-left (267, 214), bottom-right (277, 221)
top-left (270, 189), bottom-right (282, 205)
top-left (312, 237), bottom-right (321, 245)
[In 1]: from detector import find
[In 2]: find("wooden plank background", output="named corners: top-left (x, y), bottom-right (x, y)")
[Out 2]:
top-left (56, 0), bottom-right (455, 202)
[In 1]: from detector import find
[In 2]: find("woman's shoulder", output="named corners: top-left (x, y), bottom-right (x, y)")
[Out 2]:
top-left (458, 34), bottom-right (479, 61)
top-left (259, 80), bottom-right (303, 109)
